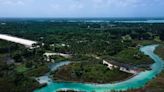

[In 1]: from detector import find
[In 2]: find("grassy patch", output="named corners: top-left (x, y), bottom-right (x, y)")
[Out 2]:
top-left (144, 71), bottom-right (164, 92)
top-left (53, 61), bottom-right (132, 83)
top-left (135, 40), bottom-right (159, 46)
top-left (50, 55), bottom-right (68, 62)
top-left (24, 65), bottom-right (49, 77)
top-left (155, 45), bottom-right (164, 59)
top-left (113, 47), bottom-right (153, 66)
top-left (16, 64), bottom-right (29, 73)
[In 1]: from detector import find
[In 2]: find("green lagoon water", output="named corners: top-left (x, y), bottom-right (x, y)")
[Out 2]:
top-left (35, 45), bottom-right (164, 92)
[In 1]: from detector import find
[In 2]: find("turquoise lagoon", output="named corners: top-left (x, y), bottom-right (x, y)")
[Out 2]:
top-left (35, 45), bottom-right (164, 92)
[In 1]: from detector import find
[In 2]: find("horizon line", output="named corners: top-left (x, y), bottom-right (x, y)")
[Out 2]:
top-left (0, 17), bottom-right (164, 19)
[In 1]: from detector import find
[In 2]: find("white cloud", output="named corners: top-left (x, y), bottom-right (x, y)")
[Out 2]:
top-left (2, 0), bottom-right (25, 6)
top-left (0, 0), bottom-right (164, 17)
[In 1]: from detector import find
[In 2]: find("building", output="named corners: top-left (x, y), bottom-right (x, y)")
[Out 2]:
top-left (43, 52), bottom-right (71, 62)
top-left (103, 60), bottom-right (140, 74)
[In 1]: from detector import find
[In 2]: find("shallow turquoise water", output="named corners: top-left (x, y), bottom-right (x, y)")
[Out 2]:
top-left (34, 45), bottom-right (164, 92)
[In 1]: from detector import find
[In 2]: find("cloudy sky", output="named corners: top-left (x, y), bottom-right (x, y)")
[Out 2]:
top-left (0, 0), bottom-right (164, 17)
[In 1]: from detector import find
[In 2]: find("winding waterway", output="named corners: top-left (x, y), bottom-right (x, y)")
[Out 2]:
top-left (34, 45), bottom-right (164, 92)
